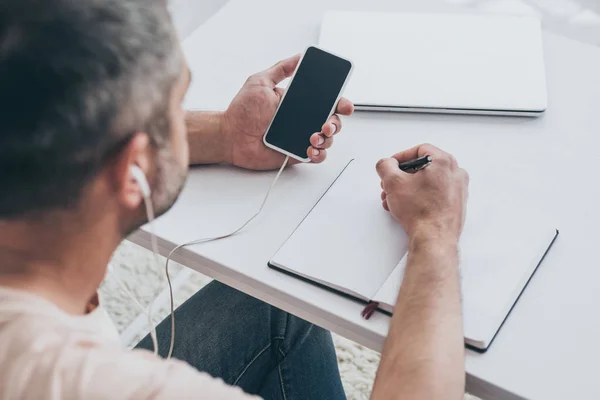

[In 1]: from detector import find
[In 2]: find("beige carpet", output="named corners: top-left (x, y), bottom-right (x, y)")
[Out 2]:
top-left (101, 240), bottom-right (480, 399)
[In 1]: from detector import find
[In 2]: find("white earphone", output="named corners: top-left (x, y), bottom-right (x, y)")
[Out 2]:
top-left (130, 165), bottom-right (151, 198)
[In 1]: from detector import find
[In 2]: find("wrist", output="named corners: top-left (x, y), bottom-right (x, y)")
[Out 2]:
top-left (186, 110), bottom-right (229, 165)
top-left (217, 110), bottom-right (233, 165)
top-left (409, 223), bottom-right (460, 253)
top-left (406, 229), bottom-right (460, 287)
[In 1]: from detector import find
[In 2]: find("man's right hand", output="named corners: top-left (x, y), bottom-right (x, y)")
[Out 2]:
top-left (372, 144), bottom-right (469, 400)
top-left (376, 144), bottom-right (469, 244)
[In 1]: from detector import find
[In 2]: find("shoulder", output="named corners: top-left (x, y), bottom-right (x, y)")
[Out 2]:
top-left (1, 332), bottom-right (260, 400)
top-left (0, 289), bottom-right (259, 399)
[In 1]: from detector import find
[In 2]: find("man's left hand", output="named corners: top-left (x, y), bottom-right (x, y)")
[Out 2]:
top-left (220, 55), bottom-right (354, 171)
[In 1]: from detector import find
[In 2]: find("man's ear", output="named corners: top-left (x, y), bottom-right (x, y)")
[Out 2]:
top-left (113, 133), bottom-right (153, 210)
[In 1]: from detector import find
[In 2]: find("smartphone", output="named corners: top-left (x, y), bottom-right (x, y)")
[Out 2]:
top-left (263, 46), bottom-right (353, 162)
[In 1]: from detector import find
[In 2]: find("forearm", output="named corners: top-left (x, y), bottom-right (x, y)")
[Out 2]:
top-left (186, 110), bottom-right (229, 165)
top-left (372, 232), bottom-right (465, 400)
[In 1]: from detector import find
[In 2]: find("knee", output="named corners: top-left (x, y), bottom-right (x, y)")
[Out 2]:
top-left (204, 282), bottom-right (333, 356)
top-left (281, 313), bottom-right (333, 355)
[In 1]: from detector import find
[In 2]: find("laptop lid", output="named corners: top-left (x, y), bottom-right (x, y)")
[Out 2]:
top-left (318, 11), bottom-right (547, 116)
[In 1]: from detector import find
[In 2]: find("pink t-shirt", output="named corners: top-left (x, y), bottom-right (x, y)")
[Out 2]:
top-left (0, 287), bottom-right (258, 400)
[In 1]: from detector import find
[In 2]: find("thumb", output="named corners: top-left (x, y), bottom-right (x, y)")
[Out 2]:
top-left (262, 54), bottom-right (301, 86)
top-left (376, 158), bottom-right (401, 181)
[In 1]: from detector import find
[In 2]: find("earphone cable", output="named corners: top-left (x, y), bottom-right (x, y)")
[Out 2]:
top-left (142, 189), bottom-right (163, 355)
top-left (111, 156), bottom-right (289, 358)
top-left (159, 156), bottom-right (290, 359)
top-left (107, 263), bottom-right (159, 353)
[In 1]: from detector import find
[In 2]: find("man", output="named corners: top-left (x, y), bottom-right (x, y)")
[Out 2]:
top-left (0, 0), bottom-right (468, 399)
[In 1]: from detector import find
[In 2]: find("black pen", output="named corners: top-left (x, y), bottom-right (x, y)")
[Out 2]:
top-left (398, 155), bottom-right (432, 172)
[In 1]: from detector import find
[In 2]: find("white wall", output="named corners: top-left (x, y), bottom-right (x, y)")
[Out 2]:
top-left (166, 0), bottom-right (599, 48)
top-left (168, 0), bottom-right (229, 40)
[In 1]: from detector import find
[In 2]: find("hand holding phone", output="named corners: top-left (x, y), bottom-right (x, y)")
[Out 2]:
top-left (263, 47), bottom-right (353, 162)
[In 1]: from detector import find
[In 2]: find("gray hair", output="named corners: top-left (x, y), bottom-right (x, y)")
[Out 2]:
top-left (0, 0), bottom-right (182, 218)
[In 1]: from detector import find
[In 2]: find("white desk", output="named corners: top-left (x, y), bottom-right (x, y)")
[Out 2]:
top-left (129, 0), bottom-right (600, 398)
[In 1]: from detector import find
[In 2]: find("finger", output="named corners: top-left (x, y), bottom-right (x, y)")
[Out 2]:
top-left (380, 191), bottom-right (387, 201)
top-left (322, 114), bottom-right (342, 137)
top-left (307, 147), bottom-right (327, 163)
top-left (382, 199), bottom-right (390, 212)
top-left (310, 133), bottom-right (333, 149)
top-left (336, 97), bottom-right (354, 116)
top-left (391, 143), bottom-right (445, 163)
top-left (376, 157), bottom-right (401, 181)
top-left (261, 54), bottom-right (301, 87)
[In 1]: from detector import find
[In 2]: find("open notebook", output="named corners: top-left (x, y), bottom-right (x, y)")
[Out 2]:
top-left (269, 159), bottom-right (558, 351)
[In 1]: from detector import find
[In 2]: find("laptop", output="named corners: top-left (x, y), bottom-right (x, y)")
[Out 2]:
top-left (318, 11), bottom-right (548, 116)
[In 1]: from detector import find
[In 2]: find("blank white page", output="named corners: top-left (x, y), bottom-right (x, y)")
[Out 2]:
top-left (371, 258), bottom-right (406, 314)
top-left (270, 160), bottom-right (408, 300)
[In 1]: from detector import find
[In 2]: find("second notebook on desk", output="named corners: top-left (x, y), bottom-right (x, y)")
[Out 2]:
top-left (268, 159), bottom-right (558, 352)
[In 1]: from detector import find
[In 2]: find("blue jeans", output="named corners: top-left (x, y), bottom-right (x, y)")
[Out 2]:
top-left (136, 281), bottom-right (346, 399)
